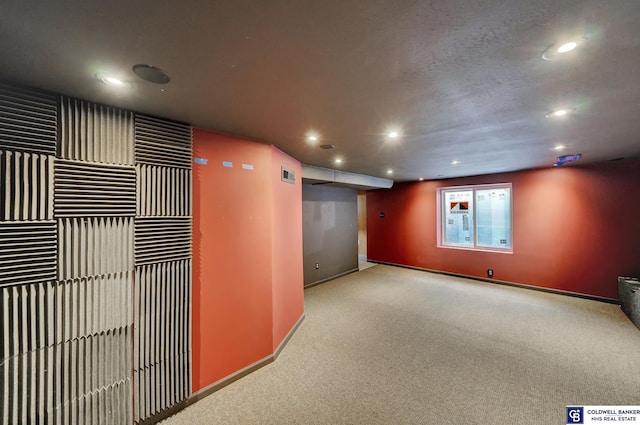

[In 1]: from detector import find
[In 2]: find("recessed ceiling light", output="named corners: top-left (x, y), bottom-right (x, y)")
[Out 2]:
top-left (542, 40), bottom-right (580, 60)
top-left (320, 144), bottom-right (335, 150)
top-left (307, 135), bottom-right (318, 142)
top-left (418, 177), bottom-right (424, 181)
top-left (133, 64), bottom-right (170, 84)
top-left (387, 131), bottom-right (400, 139)
top-left (450, 160), bottom-right (461, 165)
top-left (96, 73), bottom-right (130, 87)
top-left (103, 77), bottom-right (125, 86)
top-left (334, 158), bottom-right (343, 164)
top-left (551, 144), bottom-right (568, 151)
top-left (557, 42), bottom-right (578, 53)
top-left (387, 169), bottom-right (393, 175)
top-left (545, 108), bottom-right (575, 118)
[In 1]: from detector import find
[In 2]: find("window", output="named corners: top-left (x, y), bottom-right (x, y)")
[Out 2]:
top-left (438, 184), bottom-right (512, 252)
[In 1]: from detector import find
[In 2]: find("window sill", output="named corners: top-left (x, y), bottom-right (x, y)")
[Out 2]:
top-left (437, 245), bottom-right (513, 254)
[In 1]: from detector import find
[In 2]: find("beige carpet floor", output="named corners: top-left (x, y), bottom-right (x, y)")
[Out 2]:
top-left (162, 265), bottom-right (640, 424)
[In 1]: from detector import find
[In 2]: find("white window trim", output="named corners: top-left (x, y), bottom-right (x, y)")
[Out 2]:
top-left (436, 183), bottom-right (513, 254)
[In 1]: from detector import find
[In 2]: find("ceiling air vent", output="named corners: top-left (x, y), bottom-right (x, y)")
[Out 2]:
top-left (281, 166), bottom-right (295, 184)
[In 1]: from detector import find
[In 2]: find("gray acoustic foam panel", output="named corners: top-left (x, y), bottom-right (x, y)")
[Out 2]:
top-left (0, 84), bottom-right (193, 425)
top-left (57, 217), bottom-right (134, 281)
top-left (0, 84), bottom-right (57, 155)
top-left (133, 260), bottom-right (191, 422)
top-left (133, 113), bottom-right (192, 424)
top-left (0, 222), bottom-right (57, 287)
top-left (59, 97), bottom-right (134, 165)
top-left (134, 115), bottom-right (191, 168)
top-left (136, 164), bottom-right (192, 217)
top-left (134, 217), bottom-right (192, 266)
top-left (0, 276), bottom-right (133, 425)
top-left (0, 151), bottom-right (54, 221)
top-left (54, 159), bottom-right (136, 217)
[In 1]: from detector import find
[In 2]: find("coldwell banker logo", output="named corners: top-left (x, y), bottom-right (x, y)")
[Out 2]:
top-left (567, 406), bottom-right (584, 424)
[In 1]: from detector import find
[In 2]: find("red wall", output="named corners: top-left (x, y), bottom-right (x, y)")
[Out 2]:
top-left (270, 147), bottom-right (304, 351)
top-left (367, 159), bottom-right (640, 299)
top-left (192, 129), bottom-right (303, 392)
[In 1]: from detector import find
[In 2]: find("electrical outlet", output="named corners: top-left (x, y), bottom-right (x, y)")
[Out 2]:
top-left (487, 269), bottom-right (494, 278)
top-left (315, 263), bottom-right (319, 269)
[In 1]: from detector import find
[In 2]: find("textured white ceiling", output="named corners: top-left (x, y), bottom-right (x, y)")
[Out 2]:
top-left (1, 0), bottom-right (639, 180)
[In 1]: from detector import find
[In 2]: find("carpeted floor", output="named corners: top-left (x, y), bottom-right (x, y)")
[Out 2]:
top-left (162, 265), bottom-right (640, 424)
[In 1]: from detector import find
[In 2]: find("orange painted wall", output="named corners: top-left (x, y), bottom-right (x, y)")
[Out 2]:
top-left (270, 147), bottom-right (304, 351)
top-left (192, 129), bottom-right (303, 392)
top-left (367, 159), bottom-right (640, 299)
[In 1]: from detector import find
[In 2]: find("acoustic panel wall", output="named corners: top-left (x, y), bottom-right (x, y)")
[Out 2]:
top-left (135, 217), bottom-right (192, 265)
top-left (0, 222), bottom-right (57, 287)
top-left (44, 95), bottom-right (137, 425)
top-left (57, 217), bottom-right (134, 281)
top-left (136, 165), bottom-right (191, 217)
top-left (0, 276), bottom-right (133, 425)
top-left (0, 151), bottom-right (54, 221)
top-left (0, 84), bottom-right (58, 425)
top-left (59, 97), bottom-right (134, 165)
top-left (135, 115), bottom-right (192, 168)
top-left (133, 260), bottom-right (191, 423)
top-left (0, 84), bottom-right (57, 155)
top-left (0, 85), bottom-right (192, 425)
top-left (133, 115), bottom-right (192, 424)
top-left (54, 159), bottom-right (136, 217)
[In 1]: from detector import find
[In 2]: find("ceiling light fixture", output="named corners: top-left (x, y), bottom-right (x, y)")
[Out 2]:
top-left (542, 40), bottom-right (580, 60)
top-left (96, 73), bottom-right (130, 87)
top-left (387, 131), bottom-right (400, 139)
top-left (387, 169), bottom-right (393, 175)
top-left (557, 42), bottom-right (578, 53)
top-left (418, 178), bottom-right (424, 181)
top-left (334, 158), bottom-right (343, 164)
top-left (450, 160), bottom-right (461, 165)
top-left (551, 144), bottom-right (568, 151)
top-left (307, 134), bottom-right (319, 142)
top-left (545, 108), bottom-right (575, 118)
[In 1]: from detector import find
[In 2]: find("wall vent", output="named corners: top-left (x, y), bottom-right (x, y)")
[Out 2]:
top-left (281, 166), bottom-right (295, 184)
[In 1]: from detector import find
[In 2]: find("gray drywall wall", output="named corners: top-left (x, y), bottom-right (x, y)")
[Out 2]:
top-left (303, 184), bottom-right (358, 286)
